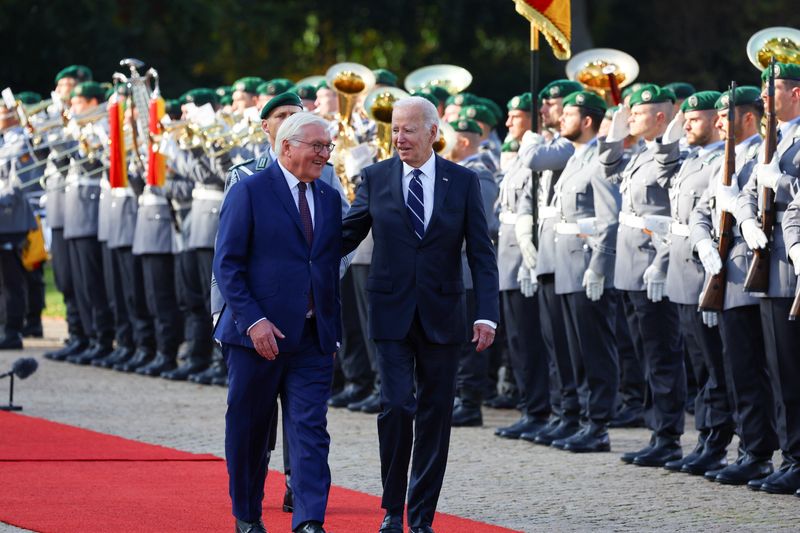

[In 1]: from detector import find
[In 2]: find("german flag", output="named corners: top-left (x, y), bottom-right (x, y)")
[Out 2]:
top-left (513, 0), bottom-right (572, 59)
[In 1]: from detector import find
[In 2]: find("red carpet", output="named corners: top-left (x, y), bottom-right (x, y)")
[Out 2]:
top-left (0, 412), bottom-right (520, 532)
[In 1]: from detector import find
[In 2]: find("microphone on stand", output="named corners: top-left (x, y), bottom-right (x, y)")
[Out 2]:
top-left (1, 357), bottom-right (38, 411)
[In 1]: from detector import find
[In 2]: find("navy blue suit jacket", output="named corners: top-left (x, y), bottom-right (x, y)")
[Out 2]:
top-left (213, 161), bottom-right (342, 354)
top-left (342, 155), bottom-right (499, 344)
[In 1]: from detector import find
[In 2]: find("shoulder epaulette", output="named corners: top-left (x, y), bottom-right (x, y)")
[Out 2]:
top-left (255, 154), bottom-right (270, 170)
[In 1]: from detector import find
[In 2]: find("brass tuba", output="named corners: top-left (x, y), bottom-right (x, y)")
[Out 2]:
top-left (364, 86), bottom-right (409, 161)
top-left (746, 27), bottom-right (800, 70)
top-left (433, 118), bottom-right (457, 160)
top-left (565, 48), bottom-right (639, 105)
top-left (404, 64), bottom-right (472, 95)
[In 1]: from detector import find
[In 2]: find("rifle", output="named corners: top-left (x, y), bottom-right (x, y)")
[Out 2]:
top-left (744, 57), bottom-right (778, 293)
top-left (699, 82), bottom-right (737, 311)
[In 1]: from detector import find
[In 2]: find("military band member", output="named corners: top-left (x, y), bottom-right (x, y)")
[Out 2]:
top-left (291, 84), bottom-right (318, 112)
top-left (443, 92), bottom-right (480, 124)
top-left (230, 77), bottom-right (264, 114)
top-left (257, 78), bottom-right (295, 109)
top-left (689, 86), bottom-right (778, 485)
top-left (734, 62), bottom-right (800, 494)
top-left (458, 104), bottom-right (500, 176)
top-left (550, 91), bottom-right (620, 452)
top-left (656, 91), bottom-right (735, 475)
top-left (600, 85), bottom-right (687, 467)
top-left (512, 80), bottom-right (581, 445)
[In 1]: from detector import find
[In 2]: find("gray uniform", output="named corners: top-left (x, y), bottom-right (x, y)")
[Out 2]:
top-left (62, 122), bottom-right (108, 240)
top-left (461, 154), bottom-right (499, 290)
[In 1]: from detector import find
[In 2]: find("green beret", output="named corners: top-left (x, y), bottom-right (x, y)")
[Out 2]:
top-left (715, 86), bottom-right (762, 111)
top-left (165, 99), bottom-right (182, 115)
top-left (478, 97), bottom-right (503, 123)
top-left (605, 104), bottom-right (620, 120)
top-left (16, 91), bottom-right (42, 105)
top-left (502, 139), bottom-right (521, 152)
top-left (70, 81), bottom-right (106, 101)
top-left (291, 84), bottom-right (318, 101)
top-left (621, 82), bottom-right (647, 100)
top-left (445, 92), bottom-right (479, 107)
top-left (562, 90), bottom-right (608, 113)
top-left (664, 82), bottom-right (697, 100)
top-left (259, 91), bottom-right (302, 119)
top-left (411, 91), bottom-right (440, 108)
top-left (233, 77), bottom-right (265, 95)
top-left (680, 90), bottom-right (722, 113)
top-left (54, 65), bottom-right (93, 85)
top-left (262, 78), bottom-right (295, 96)
top-left (628, 84), bottom-right (676, 108)
top-left (458, 104), bottom-right (496, 127)
top-left (538, 79), bottom-right (582, 100)
top-left (421, 85), bottom-right (450, 103)
top-left (450, 118), bottom-right (483, 135)
top-left (316, 80), bottom-right (329, 90)
top-left (373, 69), bottom-right (398, 87)
top-left (184, 88), bottom-right (219, 106)
top-left (216, 86), bottom-right (233, 98)
top-left (761, 61), bottom-right (800, 83)
top-left (507, 93), bottom-right (532, 112)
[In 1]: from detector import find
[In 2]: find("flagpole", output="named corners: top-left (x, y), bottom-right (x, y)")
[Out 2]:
top-left (530, 23), bottom-right (540, 247)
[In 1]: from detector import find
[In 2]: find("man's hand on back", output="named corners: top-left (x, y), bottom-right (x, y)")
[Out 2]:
top-left (472, 323), bottom-right (496, 352)
top-left (248, 319), bottom-right (286, 360)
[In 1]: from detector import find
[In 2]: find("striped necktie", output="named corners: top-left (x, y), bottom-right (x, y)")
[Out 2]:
top-left (406, 168), bottom-right (425, 239)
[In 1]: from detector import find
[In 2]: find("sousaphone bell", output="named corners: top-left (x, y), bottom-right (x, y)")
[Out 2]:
top-left (566, 48), bottom-right (639, 105)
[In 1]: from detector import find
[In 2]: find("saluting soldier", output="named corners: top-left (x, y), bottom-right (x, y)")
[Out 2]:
top-left (512, 80), bottom-right (581, 445)
top-left (549, 91), bottom-right (620, 452)
top-left (656, 91), bottom-right (735, 476)
top-left (734, 62), bottom-right (800, 495)
top-left (600, 85), bottom-right (687, 467)
top-left (689, 86), bottom-right (778, 485)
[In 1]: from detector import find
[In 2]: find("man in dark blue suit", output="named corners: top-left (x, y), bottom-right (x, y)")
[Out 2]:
top-left (214, 112), bottom-right (342, 533)
top-left (341, 97), bottom-right (500, 533)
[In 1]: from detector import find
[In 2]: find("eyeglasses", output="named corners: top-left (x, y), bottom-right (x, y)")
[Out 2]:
top-left (294, 140), bottom-right (335, 154)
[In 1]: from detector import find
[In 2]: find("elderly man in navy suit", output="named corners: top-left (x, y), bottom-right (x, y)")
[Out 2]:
top-left (214, 112), bottom-right (341, 533)
top-left (342, 96), bottom-right (500, 533)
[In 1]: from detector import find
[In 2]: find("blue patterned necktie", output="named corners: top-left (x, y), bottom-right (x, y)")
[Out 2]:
top-left (406, 168), bottom-right (425, 239)
top-left (297, 181), bottom-right (314, 313)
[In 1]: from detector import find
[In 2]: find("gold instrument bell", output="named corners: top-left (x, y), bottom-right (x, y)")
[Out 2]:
top-left (565, 48), bottom-right (639, 103)
top-left (404, 64), bottom-right (472, 95)
top-left (364, 86), bottom-right (409, 161)
top-left (747, 27), bottom-right (800, 70)
top-left (434, 118), bottom-right (457, 160)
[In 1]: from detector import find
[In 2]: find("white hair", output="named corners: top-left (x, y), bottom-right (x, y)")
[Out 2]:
top-left (394, 96), bottom-right (439, 129)
top-left (275, 111), bottom-right (330, 153)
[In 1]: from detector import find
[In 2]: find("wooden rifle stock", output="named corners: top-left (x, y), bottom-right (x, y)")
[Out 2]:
top-left (699, 83), bottom-right (738, 311)
top-left (744, 58), bottom-right (778, 293)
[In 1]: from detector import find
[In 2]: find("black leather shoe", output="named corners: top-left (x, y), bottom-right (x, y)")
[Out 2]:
top-left (190, 360), bottom-right (227, 384)
top-left (664, 432), bottom-right (707, 472)
top-left (714, 453), bottom-right (773, 485)
top-left (294, 521), bottom-right (325, 533)
top-left (235, 518), bottom-right (267, 533)
top-left (348, 392), bottom-right (381, 413)
top-left (68, 343), bottom-right (113, 365)
top-left (608, 406), bottom-right (645, 428)
top-left (496, 416), bottom-right (548, 439)
top-left (633, 437), bottom-right (681, 467)
top-left (409, 526), bottom-right (434, 533)
top-left (328, 383), bottom-right (370, 408)
top-left (761, 463), bottom-right (800, 494)
top-left (563, 423), bottom-right (611, 453)
top-left (483, 393), bottom-right (518, 409)
top-left (621, 435), bottom-right (656, 464)
top-left (93, 346), bottom-right (134, 368)
top-left (0, 331), bottom-right (23, 350)
top-left (21, 321), bottom-right (43, 338)
top-left (115, 347), bottom-right (154, 372)
top-left (162, 360), bottom-right (209, 380)
top-left (451, 401), bottom-right (482, 427)
top-left (378, 512), bottom-right (403, 533)
top-left (682, 450), bottom-right (728, 476)
top-left (748, 462), bottom-right (789, 491)
top-left (44, 338), bottom-right (89, 361)
top-left (550, 426), bottom-right (583, 449)
top-left (136, 352), bottom-right (177, 376)
top-left (533, 419), bottom-right (580, 445)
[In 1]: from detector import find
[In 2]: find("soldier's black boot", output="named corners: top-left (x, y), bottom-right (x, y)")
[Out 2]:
top-left (665, 431), bottom-right (708, 472)
top-left (162, 358), bottom-right (209, 380)
top-left (69, 343), bottom-right (113, 365)
top-left (562, 422), bottom-right (611, 453)
top-left (451, 396), bottom-right (483, 427)
top-left (534, 417), bottom-right (580, 446)
top-left (136, 352), bottom-right (177, 376)
top-left (21, 320), bottom-right (43, 338)
top-left (682, 427), bottom-right (733, 475)
top-left (633, 436), bottom-right (682, 467)
top-left (0, 330), bottom-right (23, 350)
top-left (44, 337), bottom-right (89, 361)
top-left (115, 347), bottom-right (155, 372)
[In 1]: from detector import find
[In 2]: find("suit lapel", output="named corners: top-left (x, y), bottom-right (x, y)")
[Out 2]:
top-left (423, 155), bottom-right (451, 239)
top-left (390, 157), bottom-right (417, 236)
top-left (269, 165), bottom-right (306, 242)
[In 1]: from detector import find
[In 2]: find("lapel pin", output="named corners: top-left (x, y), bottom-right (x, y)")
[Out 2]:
top-left (442, 177), bottom-right (449, 182)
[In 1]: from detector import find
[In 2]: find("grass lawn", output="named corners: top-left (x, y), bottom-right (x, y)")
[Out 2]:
top-left (43, 262), bottom-right (66, 319)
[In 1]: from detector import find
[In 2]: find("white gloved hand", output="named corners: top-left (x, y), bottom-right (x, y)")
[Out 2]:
top-left (514, 214), bottom-right (538, 270)
top-left (696, 238), bottom-right (723, 276)
top-left (582, 268), bottom-right (605, 302)
top-left (520, 130), bottom-right (545, 150)
top-left (344, 151), bottom-right (372, 179)
top-left (755, 156), bottom-right (783, 191)
top-left (518, 265), bottom-right (538, 298)
top-left (606, 106), bottom-right (631, 142)
top-left (643, 265), bottom-right (667, 302)
top-left (701, 310), bottom-right (719, 328)
top-left (662, 111), bottom-right (686, 144)
top-left (741, 218), bottom-right (768, 250)
top-left (790, 244), bottom-right (800, 276)
top-left (716, 179), bottom-right (740, 214)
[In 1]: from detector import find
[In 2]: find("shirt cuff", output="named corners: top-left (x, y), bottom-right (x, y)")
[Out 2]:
top-left (474, 319), bottom-right (497, 330)
top-left (247, 317), bottom-right (267, 335)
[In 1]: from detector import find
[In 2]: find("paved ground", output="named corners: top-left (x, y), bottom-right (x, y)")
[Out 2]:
top-left (1, 318), bottom-right (799, 532)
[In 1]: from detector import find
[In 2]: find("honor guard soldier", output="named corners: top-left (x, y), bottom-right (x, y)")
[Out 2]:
top-left (448, 118), bottom-right (500, 427)
top-left (443, 92), bottom-right (480, 124)
top-left (291, 84), bottom-right (318, 112)
top-left (656, 91), bottom-right (735, 475)
top-left (512, 80), bottom-right (582, 444)
top-left (495, 80), bottom-right (579, 442)
top-left (735, 62), bottom-right (800, 495)
top-left (689, 86), bottom-right (778, 485)
top-left (458, 104), bottom-right (500, 177)
top-left (549, 91), bottom-right (621, 452)
top-left (62, 82), bottom-right (117, 365)
top-left (600, 84), bottom-right (687, 467)
top-left (228, 77), bottom-right (265, 163)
